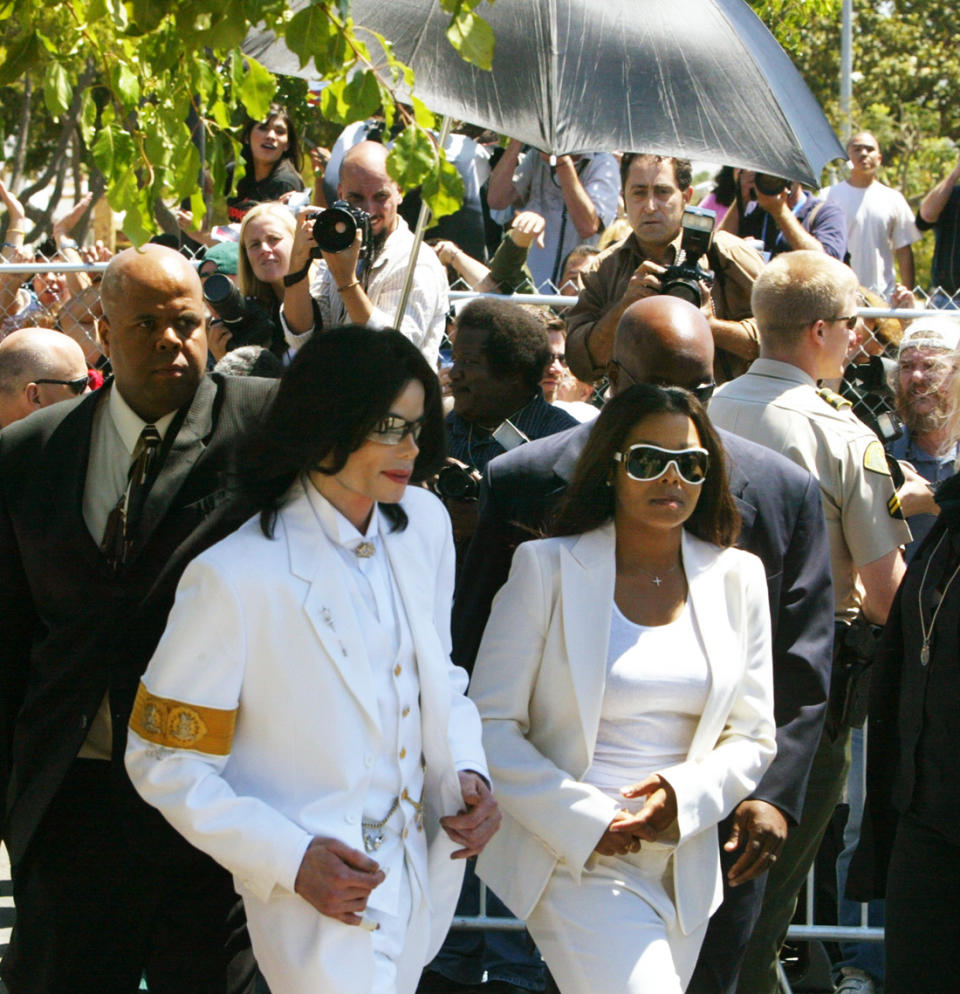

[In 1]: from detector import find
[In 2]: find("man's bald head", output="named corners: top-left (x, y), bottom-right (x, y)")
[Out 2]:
top-left (100, 244), bottom-right (202, 324)
top-left (98, 243), bottom-right (207, 423)
top-left (0, 327), bottom-right (90, 427)
top-left (338, 141), bottom-right (402, 238)
top-left (610, 296), bottom-right (715, 396)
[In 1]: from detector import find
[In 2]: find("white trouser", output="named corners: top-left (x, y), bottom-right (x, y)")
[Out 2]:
top-left (526, 843), bottom-right (708, 994)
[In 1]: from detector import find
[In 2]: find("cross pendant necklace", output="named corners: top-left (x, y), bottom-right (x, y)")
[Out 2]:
top-left (636, 562), bottom-right (680, 587)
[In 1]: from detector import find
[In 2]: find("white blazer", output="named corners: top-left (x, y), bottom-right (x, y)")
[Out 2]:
top-left (470, 523), bottom-right (775, 936)
top-left (125, 481), bottom-right (488, 994)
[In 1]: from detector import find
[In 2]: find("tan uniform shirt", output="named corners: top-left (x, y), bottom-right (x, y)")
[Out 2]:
top-left (710, 358), bottom-right (911, 621)
top-left (564, 229), bottom-right (764, 384)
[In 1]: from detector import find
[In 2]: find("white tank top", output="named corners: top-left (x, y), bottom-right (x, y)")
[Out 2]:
top-left (583, 599), bottom-right (710, 812)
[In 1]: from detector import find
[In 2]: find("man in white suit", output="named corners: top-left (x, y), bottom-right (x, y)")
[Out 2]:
top-left (125, 327), bottom-right (498, 994)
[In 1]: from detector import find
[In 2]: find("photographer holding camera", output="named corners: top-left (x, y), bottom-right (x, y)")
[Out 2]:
top-left (565, 154), bottom-right (765, 386)
top-left (719, 169), bottom-right (848, 262)
top-left (281, 141), bottom-right (449, 369)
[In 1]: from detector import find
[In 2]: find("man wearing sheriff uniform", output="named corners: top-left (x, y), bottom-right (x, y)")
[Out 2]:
top-left (709, 250), bottom-right (910, 994)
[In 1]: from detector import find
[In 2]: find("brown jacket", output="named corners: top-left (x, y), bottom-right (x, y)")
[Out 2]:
top-left (565, 230), bottom-right (764, 384)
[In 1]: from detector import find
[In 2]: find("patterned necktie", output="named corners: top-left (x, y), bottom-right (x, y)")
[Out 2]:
top-left (101, 424), bottom-right (161, 570)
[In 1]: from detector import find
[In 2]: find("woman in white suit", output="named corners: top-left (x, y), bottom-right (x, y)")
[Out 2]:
top-left (469, 384), bottom-right (776, 994)
top-left (125, 327), bottom-right (499, 994)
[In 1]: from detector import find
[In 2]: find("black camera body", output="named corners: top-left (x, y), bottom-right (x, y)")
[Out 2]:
top-left (659, 205), bottom-right (716, 307)
top-left (202, 273), bottom-right (278, 351)
top-left (754, 172), bottom-right (791, 197)
top-left (434, 464), bottom-right (481, 501)
top-left (308, 200), bottom-right (373, 264)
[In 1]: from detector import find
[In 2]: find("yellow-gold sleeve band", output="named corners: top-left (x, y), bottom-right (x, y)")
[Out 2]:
top-left (130, 681), bottom-right (237, 756)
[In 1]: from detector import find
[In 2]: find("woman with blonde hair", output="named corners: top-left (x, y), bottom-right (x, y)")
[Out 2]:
top-left (235, 202), bottom-right (310, 358)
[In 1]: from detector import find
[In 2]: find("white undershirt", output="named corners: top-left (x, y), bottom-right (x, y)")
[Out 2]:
top-left (584, 600), bottom-right (710, 812)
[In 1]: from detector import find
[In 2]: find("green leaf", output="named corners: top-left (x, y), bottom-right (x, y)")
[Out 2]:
top-left (188, 189), bottom-right (207, 229)
top-left (421, 154), bottom-right (465, 221)
top-left (79, 88), bottom-right (98, 146)
top-left (387, 126), bottom-right (436, 192)
top-left (338, 70), bottom-right (381, 125)
top-left (205, 1), bottom-right (248, 50)
top-left (236, 56), bottom-right (277, 123)
top-left (0, 1), bottom-right (16, 21)
top-left (129, 0), bottom-right (167, 33)
top-left (43, 62), bottom-right (73, 117)
top-left (446, 9), bottom-right (495, 70)
top-left (113, 63), bottom-right (141, 109)
top-left (411, 97), bottom-right (435, 131)
top-left (286, 4), bottom-right (339, 71)
top-left (92, 123), bottom-right (117, 175)
top-left (0, 32), bottom-right (41, 86)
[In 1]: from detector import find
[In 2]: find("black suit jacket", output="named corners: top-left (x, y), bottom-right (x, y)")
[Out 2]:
top-left (452, 420), bottom-right (833, 823)
top-left (0, 373), bottom-right (276, 866)
top-left (848, 508), bottom-right (960, 901)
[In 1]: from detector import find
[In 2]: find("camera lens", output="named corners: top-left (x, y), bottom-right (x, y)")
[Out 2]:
top-left (312, 206), bottom-right (359, 253)
top-left (435, 465), bottom-right (479, 501)
top-left (754, 173), bottom-right (790, 197)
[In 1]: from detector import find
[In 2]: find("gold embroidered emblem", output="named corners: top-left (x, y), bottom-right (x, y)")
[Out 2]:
top-left (167, 707), bottom-right (208, 747)
top-left (863, 439), bottom-right (891, 475)
top-left (130, 682), bottom-right (237, 755)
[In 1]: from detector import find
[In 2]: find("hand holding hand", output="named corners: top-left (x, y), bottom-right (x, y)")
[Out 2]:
top-left (294, 836), bottom-right (385, 926)
top-left (724, 799), bottom-right (788, 887)
top-left (440, 771), bottom-right (501, 859)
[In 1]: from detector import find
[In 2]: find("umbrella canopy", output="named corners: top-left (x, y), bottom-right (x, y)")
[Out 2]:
top-left (244, 0), bottom-right (843, 187)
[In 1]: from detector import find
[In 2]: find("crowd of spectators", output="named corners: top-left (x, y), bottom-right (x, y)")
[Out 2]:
top-left (3, 103), bottom-right (960, 994)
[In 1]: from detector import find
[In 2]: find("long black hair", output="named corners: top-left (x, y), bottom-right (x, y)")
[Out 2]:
top-left (244, 326), bottom-right (446, 538)
top-left (241, 104), bottom-right (303, 173)
top-left (551, 383), bottom-right (740, 548)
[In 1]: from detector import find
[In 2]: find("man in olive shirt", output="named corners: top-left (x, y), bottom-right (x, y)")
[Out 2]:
top-left (565, 153), bottom-right (765, 386)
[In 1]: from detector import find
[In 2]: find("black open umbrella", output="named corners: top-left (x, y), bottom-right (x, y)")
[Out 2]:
top-left (245, 0), bottom-right (843, 187)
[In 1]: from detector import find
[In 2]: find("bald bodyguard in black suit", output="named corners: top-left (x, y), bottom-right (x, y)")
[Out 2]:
top-left (0, 245), bottom-right (274, 994)
top-left (452, 297), bottom-right (834, 994)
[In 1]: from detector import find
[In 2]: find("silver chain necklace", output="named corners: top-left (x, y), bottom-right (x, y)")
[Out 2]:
top-left (635, 562), bottom-right (680, 587)
top-left (917, 531), bottom-right (960, 666)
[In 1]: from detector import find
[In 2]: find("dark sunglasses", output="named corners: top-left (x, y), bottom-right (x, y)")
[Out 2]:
top-left (614, 444), bottom-right (710, 485)
top-left (33, 373), bottom-right (92, 395)
top-left (367, 414), bottom-right (426, 445)
top-left (610, 360), bottom-right (715, 405)
top-left (827, 314), bottom-right (859, 330)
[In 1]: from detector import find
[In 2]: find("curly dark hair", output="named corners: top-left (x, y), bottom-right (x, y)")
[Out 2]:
top-left (455, 296), bottom-right (551, 392)
top-left (244, 326), bottom-right (446, 538)
top-left (551, 384), bottom-right (739, 547)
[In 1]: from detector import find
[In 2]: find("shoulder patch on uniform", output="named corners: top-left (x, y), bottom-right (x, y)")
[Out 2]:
top-left (816, 386), bottom-right (852, 410)
top-left (863, 439), bottom-right (891, 475)
top-left (130, 681), bottom-right (237, 755)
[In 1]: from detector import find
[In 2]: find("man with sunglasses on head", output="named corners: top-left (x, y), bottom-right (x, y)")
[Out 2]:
top-left (709, 250), bottom-right (910, 994)
top-left (451, 293), bottom-right (834, 994)
top-left (0, 326), bottom-right (91, 427)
